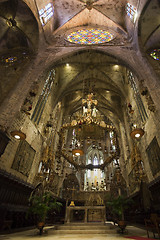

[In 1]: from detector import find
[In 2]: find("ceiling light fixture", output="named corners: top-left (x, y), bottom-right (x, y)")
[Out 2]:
top-left (135, 133), bottom-right (140, 138)
top-left (75, 152), bottom-right (80, 156)
top-left (10, 130), bottom-right (26, 140)
top-left (6, 18), bottom-right (17, 27)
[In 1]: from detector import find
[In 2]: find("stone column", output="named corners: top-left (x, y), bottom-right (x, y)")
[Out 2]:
top-left (66, 207), bottom-right (70, 223)
top-left (84, 208), bottom-right (88, 223)
top-left (0, 56), bottom-right (46, 130)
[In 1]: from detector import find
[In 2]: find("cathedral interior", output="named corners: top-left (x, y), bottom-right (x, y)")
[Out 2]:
top-left (0, 0), bottom-right (160, 238)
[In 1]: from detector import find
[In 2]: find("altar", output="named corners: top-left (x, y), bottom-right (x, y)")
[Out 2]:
top-left (65, 205), bottom-right (106, 223)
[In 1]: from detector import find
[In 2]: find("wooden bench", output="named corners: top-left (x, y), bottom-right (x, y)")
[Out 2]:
top-left (144, 215), bottom-right (160, 239)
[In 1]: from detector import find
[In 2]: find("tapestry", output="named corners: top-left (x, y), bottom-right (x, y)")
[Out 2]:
top-left (12, 140), bottom-right (35, 177)
top-left (146, 137), bottom-right (160, 176)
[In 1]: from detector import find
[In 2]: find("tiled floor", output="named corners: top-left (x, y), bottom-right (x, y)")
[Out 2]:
top-left (0, 223), bottom-right (149, 240)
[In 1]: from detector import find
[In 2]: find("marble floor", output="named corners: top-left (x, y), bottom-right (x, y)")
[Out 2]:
top-left (0, 223), bottom-right (151, 240)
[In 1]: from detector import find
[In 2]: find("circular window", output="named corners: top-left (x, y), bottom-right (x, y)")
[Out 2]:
top-left (67, 29), bottom-right (114, 45)
top-left (150, 49), bottom-right (160, 60)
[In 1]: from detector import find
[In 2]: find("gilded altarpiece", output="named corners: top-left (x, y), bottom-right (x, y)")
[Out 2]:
top-left (146, 137), bottom-right (160, 176)
top-left (12, 140), bottom-right (35, 177)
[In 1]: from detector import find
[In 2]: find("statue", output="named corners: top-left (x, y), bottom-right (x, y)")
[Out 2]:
top-left (100, 180), bottom-right (105, 191)
top-left (83, 104), bottom-right (88, 116)
top-left (92, 106), bottom-right (97, 118)
top-left (85, 182), bottom-right (89, 191)
top-left (82, 93), bottom-right (98, 118)
top-left (96, 182), bottom-right (99, 191)
top-left (91, 182), bottom-right (96, 191)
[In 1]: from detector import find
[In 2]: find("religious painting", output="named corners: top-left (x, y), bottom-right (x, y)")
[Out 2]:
top-left (12, 140), bottom-right (35, 177)
top-left (146, 137), bottom-right (160, 176)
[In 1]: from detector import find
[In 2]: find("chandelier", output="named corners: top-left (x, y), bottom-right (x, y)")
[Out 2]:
top-left (57, 93), bottom-right (118, 170)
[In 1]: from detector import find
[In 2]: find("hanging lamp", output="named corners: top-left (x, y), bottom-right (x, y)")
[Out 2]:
top-left (10, 130), bottom-right (26, 140)
top-left (130, 128), bottom-right (144, 139)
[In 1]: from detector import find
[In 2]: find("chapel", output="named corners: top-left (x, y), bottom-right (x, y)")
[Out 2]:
top-left (0, 0), bottom-right (160, 238)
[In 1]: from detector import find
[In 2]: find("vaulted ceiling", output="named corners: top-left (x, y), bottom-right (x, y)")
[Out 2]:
top-left (0, 0), bottom-right (159, 129)
top-left (139, 0), bottom-right (160, 51)
top-left (51, 50), bottom-right (128, 127)
top-left (54, 0), bottom-right (126, 31)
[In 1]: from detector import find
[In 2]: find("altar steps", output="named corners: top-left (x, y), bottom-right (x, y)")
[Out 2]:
top-left (53, 223), bottom-right (116, 234)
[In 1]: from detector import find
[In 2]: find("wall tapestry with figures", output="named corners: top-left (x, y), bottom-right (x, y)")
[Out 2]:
top-left (12, 140), bottom-right (35, 177)
top-left (146, 137), bottom-right (160, 176)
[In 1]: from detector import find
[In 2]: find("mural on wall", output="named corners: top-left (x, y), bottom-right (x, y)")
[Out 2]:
top-left (12, 140), bottom-right (35, 177)
top-left (146, 137), bottom-right (160, 176)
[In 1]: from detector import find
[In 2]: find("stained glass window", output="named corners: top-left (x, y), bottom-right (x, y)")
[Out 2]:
top-left (150, 49), bottom-right (160, 60)
top-left (39, 3), bottom-right (54, 26)
top-left (31, 69), bottom-right (55, 124)
top-left (1, 52), bottom-right (29, 67)
top-left (126, 3), bottom-right (137, 22)
top-left (127, 71), bottom-right (148, 122)
top-left (93, 155), bottom-right (98, 165)
top-left (67, 29), bottom-right (114, 45)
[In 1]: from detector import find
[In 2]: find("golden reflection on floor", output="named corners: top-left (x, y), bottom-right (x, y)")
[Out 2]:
top-left (0, 222), bottom-right (149, 240)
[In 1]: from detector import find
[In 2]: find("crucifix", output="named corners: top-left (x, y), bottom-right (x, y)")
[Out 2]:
top-left (82, 93), bottom-right (98, 117)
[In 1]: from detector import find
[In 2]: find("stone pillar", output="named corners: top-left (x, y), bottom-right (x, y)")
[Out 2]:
top-left (0, 56), bottom-right (46, 130)
top-left (103, 207), bottom-right (106, 223)
top-left (65, 207), bottom-right (70, 223)
top-left (84, 208), bottom-right (88, 223)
